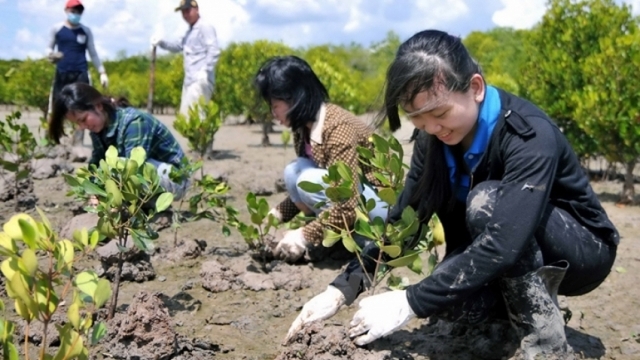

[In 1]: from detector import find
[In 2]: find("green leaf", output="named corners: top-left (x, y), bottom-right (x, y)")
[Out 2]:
top-left (36, 207), bottom-right (52, 230)
top-left (0, 233), bottom-right (17, 253)
top-left (89, 230), bottom-right (100, 248)
top-left (58, 240), bottom-right (75, 267)
top-left (387, 252), bottom-right (420, 268)
top-left (250, 213), bottom-right (263, 225)
top-left (426, 253), bottom-right (438, 275)
top-left (129, 146), bottom-right (147, 166)
top-left (3, 342), bottom-right (19, 360)
top-left (357, 146), bottom-right (373, 160)
top-left (341, 232), bottom-right (360, 253)
top-left (105, 179), bottom-right (123, 207)
top-left (336, 162), bottom-right (353, 182)
top-left (18, 219), bottom-right (37, 249)
top-left (354, 220), bottom-right (375, 240)
top-left (74, 271), bottom-right (99, 299)
top-left (105, 146), bottom-right (119, 167)
top-left (54, 324), bottom-right (84, 360)
top-left (3, 214), bottom-right (33, 240)
top-left (67, 303), bottom-right (81, 330)
top-left (93, 279), bottom-right (112, 308)
top-left (16, 169), bottom-right (30, 181)
top-left (20, 249), bottom-right (38, 276)
top-left (222, 225), bottom-right (231, 237)
top-left (380, 245), bottom-right (402, 258)
top-left (9, 272), bottom-right (37, 317)
top-left (371, 134), bottom-right (389, 153)
top-left (82, 180), bottom-right (108, 197)
top-left (297, 181), bottom-right (324, 193)
top-left (322, 229), bottom-right (342, 247)
top-left (373, 172), bottom-right (392, 186)
top-left (62, 174), bottom-right (81, 188)
top-left (408, 255), bottom-right (423, 274)
top-left (0, 160), bottom-right (18, 172)
top-left (1, 258), bottom-right (19, 282)
top-left (401, 206), bottom-right (416, 225)
top-left (155, 192), bottom-right (174, 212)
top-left (377, 188), bottom-right (397, 206)
top-left (325, 186), bottom-right (353, 202)
top-left (91, 321), bottom-right (107, 345)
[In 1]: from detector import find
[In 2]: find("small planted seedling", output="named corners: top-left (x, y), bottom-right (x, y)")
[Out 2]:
top-left (166, 157), bottom-right (238, 246)
top-left (0, 111), bottom-right (43, 211)
top-left (63, 146), bottom-right (173, 319)
top-left (173, 96), bottom-right (223, 168)
top-left (0, 211), bottom-right (111, 359)
top-left (234, 192), bottom-right (280, 264)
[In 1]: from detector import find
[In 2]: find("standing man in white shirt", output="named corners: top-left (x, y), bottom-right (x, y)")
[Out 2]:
top-left (151, 0), bottom-right (221, 117)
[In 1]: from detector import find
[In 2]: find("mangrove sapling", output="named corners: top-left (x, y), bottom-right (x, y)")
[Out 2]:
top-left (63, 146), bottom-right (173, 319)
top-left (0, 211), bottom-right (111, 359)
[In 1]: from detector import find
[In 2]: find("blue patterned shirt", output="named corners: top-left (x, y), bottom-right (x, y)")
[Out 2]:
top-left (88, 107), bottom-right (185, 168)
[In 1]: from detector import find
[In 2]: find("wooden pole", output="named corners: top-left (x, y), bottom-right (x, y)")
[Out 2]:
top-left (147, 45), bottom-right (157, 114)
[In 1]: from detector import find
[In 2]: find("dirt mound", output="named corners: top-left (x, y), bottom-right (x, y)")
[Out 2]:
top-left (102, 291), bottom-right (177, 359)
top-left (0, 171), bottom-right (37, 210)
top-left (155, 239), bottom-right (207, 262)
top-left (277, 322), bottom-right (388, 360)
top-left (100, 291), bottom-right (221, 359)
top-left (96, 238), bottom-right (156, 282)
top-left (200, 254), bottom-right (313, 292)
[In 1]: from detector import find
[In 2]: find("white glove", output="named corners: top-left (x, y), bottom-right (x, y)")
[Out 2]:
top-left (100, 73), bottom-right (109, 88)
top-left (274, 227), bottom-right (308, 262)
top-left (268, 207), bottom-right (283, 222)
top-left (47, 51), bottom-right (64, 64)
top-left (348, 290), bottom-right (416, 346)
top-left (150, 36), bottom-right (161, 47)
top-left (284, 285), bottom-right (346, 344)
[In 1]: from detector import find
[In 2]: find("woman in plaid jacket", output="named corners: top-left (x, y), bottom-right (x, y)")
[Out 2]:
top-left (254, 55), bottom-right (387, 263)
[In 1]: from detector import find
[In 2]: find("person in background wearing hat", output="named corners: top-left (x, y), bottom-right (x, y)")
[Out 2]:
top-left (47, 0), bottom-right (108, 146)
top-left (151, 0), bottom-right (220, 116)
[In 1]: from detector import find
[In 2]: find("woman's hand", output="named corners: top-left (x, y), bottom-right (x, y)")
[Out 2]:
top-left (348, 290), bottom-right (416, 346)
top-left (284, 285), bottom-right (346, 344)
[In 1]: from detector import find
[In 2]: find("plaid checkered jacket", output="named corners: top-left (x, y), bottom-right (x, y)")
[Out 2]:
top-left (276, 103), bottom-right (383, 245)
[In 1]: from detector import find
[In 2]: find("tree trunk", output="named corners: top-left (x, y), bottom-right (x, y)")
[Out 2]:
top-left (146, 46), bottom-right (157, 114)
top-left (261, 118), bottom-right (271, 146)
top-left (108, 235), bottom-right (126, 320)
top-left (620, 160), bottom-right (636, 204)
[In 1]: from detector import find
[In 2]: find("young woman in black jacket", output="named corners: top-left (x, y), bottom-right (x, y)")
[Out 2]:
top-left (284, 29), bottom-right (618, 359)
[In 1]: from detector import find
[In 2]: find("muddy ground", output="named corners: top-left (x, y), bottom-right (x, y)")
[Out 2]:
top-left (1, 108), bottom-right (639, 359)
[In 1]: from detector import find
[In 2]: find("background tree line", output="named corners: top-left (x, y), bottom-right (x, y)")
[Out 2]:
top-left (0, 0), bottom-right (638, 202)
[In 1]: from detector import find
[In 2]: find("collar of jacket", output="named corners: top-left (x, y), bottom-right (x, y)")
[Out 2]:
top-left (309, 103), bottom-right (327, 144)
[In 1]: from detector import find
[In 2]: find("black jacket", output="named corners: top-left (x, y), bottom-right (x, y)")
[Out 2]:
top-left (331, 89), bottom-right (619, 318)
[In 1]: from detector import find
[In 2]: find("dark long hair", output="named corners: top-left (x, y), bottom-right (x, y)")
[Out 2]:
top-left (380, 30), bottom-right (482, 222)
top-left (254, 55), bottom-right (329, 131)
top-left (48, 82), bottom-right (130, 144)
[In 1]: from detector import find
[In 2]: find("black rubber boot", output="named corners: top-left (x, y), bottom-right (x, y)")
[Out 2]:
top-left (501, 260), bottom-right (574, 359)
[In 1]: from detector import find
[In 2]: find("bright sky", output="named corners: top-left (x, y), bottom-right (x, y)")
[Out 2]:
top-left (0, 0), bottom-right (638, 60)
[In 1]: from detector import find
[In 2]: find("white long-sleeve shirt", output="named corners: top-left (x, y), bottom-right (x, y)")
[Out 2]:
top-left (158, 18), bottom-right (220, 86)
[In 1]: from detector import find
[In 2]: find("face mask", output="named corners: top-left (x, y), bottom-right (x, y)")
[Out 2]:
top-left (67, 13), bottom-right (81, 25)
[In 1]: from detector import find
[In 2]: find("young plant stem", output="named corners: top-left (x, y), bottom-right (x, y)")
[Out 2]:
top-left (39, 251), bottom-right (56, 358)
top-left (24, 323), bottom-right (29, 360)
top-left (108, 228), bottom-right (128, 320)
top-left (173, 197), bottom-right (186, 246)
top-left (13, 164), bottom-right (18, 213)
